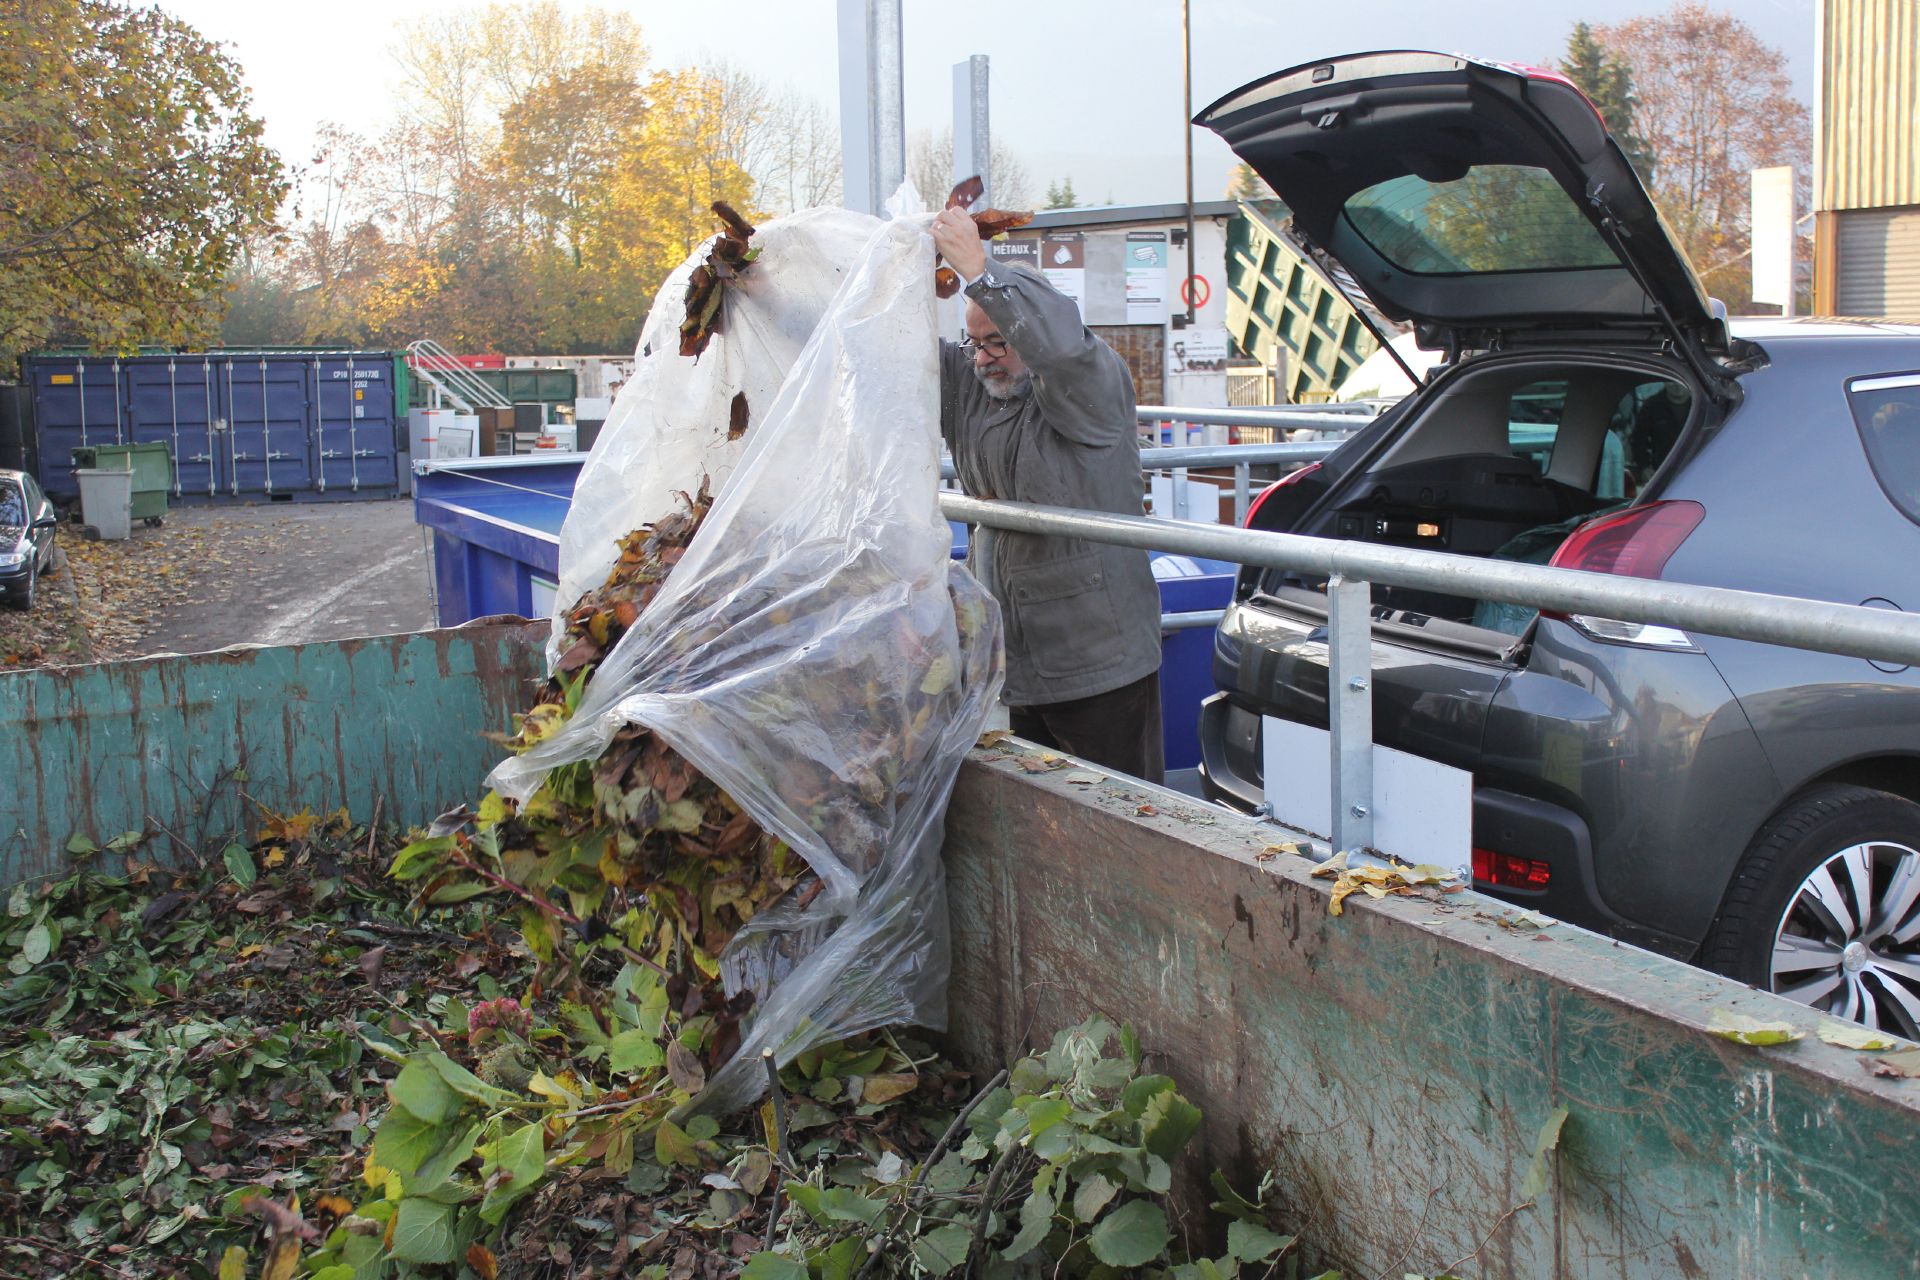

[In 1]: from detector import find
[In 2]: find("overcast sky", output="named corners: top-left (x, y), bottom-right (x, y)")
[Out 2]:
top-left (156, 0), bottom-right (1816, 208)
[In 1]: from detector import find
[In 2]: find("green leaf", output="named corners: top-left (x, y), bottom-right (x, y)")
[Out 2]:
top-left (5, 885), bottom-right (28, 917)
top-left (65, 834), bottom-right (98, 857)
top-left (1518, 1105), bottom-right (1569, 1201)
top-left (18, 923), bottom-right (51, 967)
top-left (479, 1120), bottom-right (546, 1223)
top-left (685, 1113), bottom-right (720, 1142)
top-left (1121, 1073), bottom-right (1176, 1119)
top-left (654, 1119), bottom-right (702, 1169)
top-left (1072, 1172), bottom-right (1119, 1223)
top-left (1142, 1089), bottom-right (1204, 1160)
top-left (388, 835), bottom-right (454, 881)
top-left (814, 1236), bottom-right (863, 1280)
top-left (912, 1224), bottom-right (973, 1278)
top-left (1002, 1186), bottom-right (1056, 1261)
top-left (1022, 1096), bottom-right (1070, 1137)
top-left (222, 842), bottom-right (256, 888)
top-left (370, 1106), bottom-right (442, 1176)
top-left (1816, 1019), bottom-right (1908, 1051)
top-left (1707, 1009), bottom-right (1804, 1046)
top-left (1120, 1022), bottom-right (1143, 1068)
top-left (609, 1028), bottom-right (664, 1074)
top-left (387, 1197), bottom-right (457, 1264)
top-left (1227, 1220), bottom-right (1294, 1263)
top-left (391, 1061), bottom-right (458, 1125)
top-left (740, 1256), bottom-right (808, 1280)
top-left (426, 1051), bottom-right (520, 1106)
top-left (1089, 1199), bottom-right (1173, 1266)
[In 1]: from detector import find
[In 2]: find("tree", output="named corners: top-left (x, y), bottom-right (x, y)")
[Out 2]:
top-left (1044, 176), bottom-right (1078, 209)
top-left (1560, 21), bottom-right (1657, 183)
top-left (1594, 1), bottom-right (1810, 309)
top-left (908, 128), bottom-right (1033, 209)
top-left (0, 0), bottom-right (285, 367)
top-left (1228, 162), bottom-right (1275, 203)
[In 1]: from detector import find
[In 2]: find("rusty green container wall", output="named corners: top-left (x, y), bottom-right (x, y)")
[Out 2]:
top-left (1225, 203), bottom-right (1380, 402)
top-left (0, 622), bottom-right (545, 884)
top-left (942, 751), bottom-right (1920, 1279)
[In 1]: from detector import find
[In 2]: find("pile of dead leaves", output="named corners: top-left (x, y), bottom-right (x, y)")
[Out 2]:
top-left (0, 807), bottom-right (527, 1278)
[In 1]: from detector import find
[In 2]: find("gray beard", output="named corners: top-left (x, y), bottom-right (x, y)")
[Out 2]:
top-left (973, 366), bottom-right (1033, 401)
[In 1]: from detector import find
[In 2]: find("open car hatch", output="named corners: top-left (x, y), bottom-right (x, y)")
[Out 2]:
top-left (1196, 51), bottom-right (1729, 372)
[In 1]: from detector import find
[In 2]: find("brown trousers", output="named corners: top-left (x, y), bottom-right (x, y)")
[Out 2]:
top-left (1009, 672), bottom-right (1164, 785)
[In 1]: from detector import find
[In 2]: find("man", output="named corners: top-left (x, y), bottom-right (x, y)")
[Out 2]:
top-left (930, 206), bottom-right (1164, 783)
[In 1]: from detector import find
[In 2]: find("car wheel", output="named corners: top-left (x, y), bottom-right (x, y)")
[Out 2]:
top-left (1704, 784), bottom-right (1920, 1036)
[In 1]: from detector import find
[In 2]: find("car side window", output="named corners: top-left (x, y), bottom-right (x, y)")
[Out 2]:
top-left (1849, 373), bottom-right (1920, 524)
top-left (1506, 380), bottom-right (1568, 474)
top-left (0, 483), bottom-right (23, 526)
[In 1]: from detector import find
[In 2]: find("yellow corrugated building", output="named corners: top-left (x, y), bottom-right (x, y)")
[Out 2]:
top-left (1814, 0), bottom-right (1920, 317)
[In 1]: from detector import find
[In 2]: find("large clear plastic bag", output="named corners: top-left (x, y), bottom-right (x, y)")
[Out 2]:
top-left (491, 194), bottom-right (1003, 1113)
top-left (549, 207), bottom-right (882, 665)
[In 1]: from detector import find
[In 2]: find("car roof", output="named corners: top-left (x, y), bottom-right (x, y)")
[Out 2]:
top-left (1729, 317), bottom-right (1920, 340)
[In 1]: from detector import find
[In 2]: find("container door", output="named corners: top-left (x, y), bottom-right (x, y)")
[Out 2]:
top-left (125, 357), bottom-right (220, 498)
top-left (313, 355), bottom-right (399, 493)
top-left (28, 356), bottom-right (126, 500)
top-left (223, 356), bottom-right (313, 495)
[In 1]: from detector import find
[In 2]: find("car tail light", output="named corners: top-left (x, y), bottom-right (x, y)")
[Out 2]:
top-left (1242, 463), bottom-right (1322, 529)
top-left (1472, 846), bottom-right (1551, 890)
top-left (1542, 501), bottom-right (1704, 649)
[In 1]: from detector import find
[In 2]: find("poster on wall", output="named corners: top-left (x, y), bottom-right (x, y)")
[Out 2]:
top-left (1040, 232), bottom-right (1086, 309)
top-left (1169, 327), bottom-right (1230, 374)
top-left (1125, 230), bottom-right (1168, 324)
top-left (988, 238), bottom-right (1042, 275)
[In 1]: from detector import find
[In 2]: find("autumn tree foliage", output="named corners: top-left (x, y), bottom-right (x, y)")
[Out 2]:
top-left (0, 0), bottom-right (285, 368)
top-left (1560, 21), bottom-right (1657, 183)
top-left (228, 2), bottom-right (830, 355)
top-left (1593, 1), bottom-right (1810, 309)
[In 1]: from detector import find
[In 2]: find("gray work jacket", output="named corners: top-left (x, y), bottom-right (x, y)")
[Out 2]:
top-left (940, 268), bottom-right (1162, 707)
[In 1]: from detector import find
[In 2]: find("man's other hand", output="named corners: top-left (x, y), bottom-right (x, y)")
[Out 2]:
top-left (930, 207), bottom-right (987, 283)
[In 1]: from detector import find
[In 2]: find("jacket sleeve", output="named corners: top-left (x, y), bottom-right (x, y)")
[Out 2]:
top-left (966, 270), bottom-right (1136, 447)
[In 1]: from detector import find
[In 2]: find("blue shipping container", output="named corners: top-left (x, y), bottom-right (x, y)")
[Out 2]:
top-left (27, 351), bottom-right (403, 504)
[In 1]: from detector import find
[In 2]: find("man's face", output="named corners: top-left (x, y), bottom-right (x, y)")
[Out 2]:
top-left (965, 301), bottom-right (1031, 401)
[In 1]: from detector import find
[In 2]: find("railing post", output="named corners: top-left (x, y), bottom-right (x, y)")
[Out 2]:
top-left (1234, 463), bottom-right (1250, 526)
top-left (1172, 466), bottom-right (1190, 521)
top-left (1327, 573), bottom-right (1381, 864)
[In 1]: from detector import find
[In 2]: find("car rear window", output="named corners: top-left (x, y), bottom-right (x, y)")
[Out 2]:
top-left (1342, 165), bottom-right (1618, 276)
top-left (1850, 374), bottom-right (1920, 524)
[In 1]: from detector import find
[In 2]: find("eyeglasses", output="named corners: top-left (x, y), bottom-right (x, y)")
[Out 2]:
top-left (959, 334), bottom-right (1011, 359)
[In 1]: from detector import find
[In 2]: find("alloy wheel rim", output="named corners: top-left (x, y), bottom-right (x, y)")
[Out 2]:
top-left (1769, 839), bottom-right (1920, 1036)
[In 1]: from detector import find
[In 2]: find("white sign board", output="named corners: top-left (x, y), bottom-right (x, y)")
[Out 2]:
top-left (1751, 165), bottom-right (1796, 313)
top-left (1261, 715), bottom-right (1472, 870)
top-left (1170, 328), bottom-right (1230, 374)
top-left (1148, 474), bottom-right (1222, 523)
top-left (1125, 230), bottom-right (1168, 324)
top-left (1041, 232), bottom-right (1086, 309)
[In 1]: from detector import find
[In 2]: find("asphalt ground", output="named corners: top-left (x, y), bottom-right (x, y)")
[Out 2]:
top-left (0, 497), bottom-right (437, 668)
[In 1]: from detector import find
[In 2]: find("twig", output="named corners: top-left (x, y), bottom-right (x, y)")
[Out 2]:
top-left (365, 793), bottom-right (383, 860)
top-left (762, 1049), bottom-right (790, 1252)
top-left (965, 1141), bottom-right (1023, 1276)
top-left (857, 1067), bottom-right (1009, 1280)
top-left (0, 1236), bottom-right (143, 1280)
top-left (1437, 1198), bottom-right (1536, 1276)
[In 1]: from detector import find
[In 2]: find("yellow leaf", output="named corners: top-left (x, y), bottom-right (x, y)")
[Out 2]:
top-left (261, 1236), bottom-right (300, 1280)
top-left (466, 1244), bottom-right (500, 1280)
top-left (860, 1073), bottom-right (918, 1104)
top-left (237, 944), bottom-right (264, 958)
top-left (217, 1246), bottom-right (246, 1280)
top-left (1708, 1009), bottom-right (1804, 1046)
top-left (261, 847), bottom-right (286, 868)
top-left (1816, 1019), bottom-right (1908, 1051)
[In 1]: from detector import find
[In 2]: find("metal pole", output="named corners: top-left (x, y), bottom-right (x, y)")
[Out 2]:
top-left (953, 55), bottom-right (990, 206)
top-left (1327, 575), bottom-right (1379, 863)
top-left (1182, 0), bottom-right (1197, 326)
top-left (837, 0), bottom-right (904, 214)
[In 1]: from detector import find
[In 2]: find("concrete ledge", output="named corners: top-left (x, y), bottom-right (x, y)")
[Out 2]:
top-left (942, 746), bottom-right (1920, 1278)
top-left (0, 621), bottom-right (546, 884)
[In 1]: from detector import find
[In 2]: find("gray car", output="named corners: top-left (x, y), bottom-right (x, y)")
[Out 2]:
top-left (1194, 50), bottom-right (1920, 1032)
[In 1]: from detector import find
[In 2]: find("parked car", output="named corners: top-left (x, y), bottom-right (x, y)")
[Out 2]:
top-left (1194, 50), bottom-right (1920, 1031)
top-left (0, 469), bottom-right (59, 611)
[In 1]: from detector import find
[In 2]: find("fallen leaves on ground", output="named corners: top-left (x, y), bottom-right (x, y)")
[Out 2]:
top-left (1706, 1009), bottom-right (1804, 1046)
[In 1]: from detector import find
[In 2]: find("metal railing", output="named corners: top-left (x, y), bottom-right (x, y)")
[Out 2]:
top-left (1137, 403), bottom-right (1377, 432)
top-left (940, 491), bottom-right (1920, 863)
top-left (406, 339), bottom-right (511, 412)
